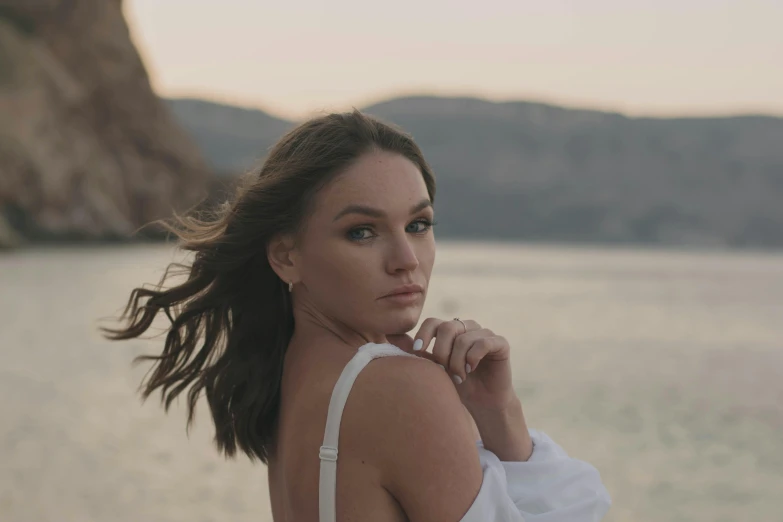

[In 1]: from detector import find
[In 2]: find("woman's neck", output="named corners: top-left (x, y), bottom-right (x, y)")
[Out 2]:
top-left (288, 300), bottom-right (387, 355)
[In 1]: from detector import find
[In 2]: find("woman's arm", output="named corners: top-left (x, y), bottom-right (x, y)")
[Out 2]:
top-left (467, 397), bottom-right (532, 462)
top-left (462, 404), bottom-right (483, 441)
top-left (363, 356), bottom-right (487, 521)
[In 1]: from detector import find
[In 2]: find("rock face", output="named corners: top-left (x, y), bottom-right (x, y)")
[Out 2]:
top-left (0, 0), bottom-right (210, 247)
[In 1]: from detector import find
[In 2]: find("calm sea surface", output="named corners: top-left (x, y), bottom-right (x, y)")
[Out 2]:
top-left (1, 242), bottom-right (782, 522)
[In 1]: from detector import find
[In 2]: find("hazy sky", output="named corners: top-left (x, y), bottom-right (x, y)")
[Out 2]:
top-left (124, 0), bottom-right (783, 120)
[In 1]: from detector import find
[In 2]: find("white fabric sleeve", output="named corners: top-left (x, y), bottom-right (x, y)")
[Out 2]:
top-left (461, 430), bottom-right (611, 521)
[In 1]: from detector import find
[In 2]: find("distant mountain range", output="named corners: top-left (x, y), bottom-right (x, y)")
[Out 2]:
top-left (166, 96), bottom-right (783, 250)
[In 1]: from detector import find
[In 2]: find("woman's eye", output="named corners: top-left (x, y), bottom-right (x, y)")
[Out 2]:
top-left (347, 227), bottom-right (373, 241)
top-left (406, 219), bottom-right (433, 234)
top-left (348, 220), bottom-right (434, 241)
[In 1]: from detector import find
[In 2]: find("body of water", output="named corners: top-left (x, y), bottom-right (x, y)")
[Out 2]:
top-left (1, 242), bottom-right (782, 521)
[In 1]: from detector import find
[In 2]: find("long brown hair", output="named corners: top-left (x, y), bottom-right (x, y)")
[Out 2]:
top-left (102, 110), bottom-right (436, 464)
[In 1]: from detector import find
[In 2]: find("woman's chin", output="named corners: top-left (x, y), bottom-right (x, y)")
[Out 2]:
top-left (387, 309), bottom-right (422, 333)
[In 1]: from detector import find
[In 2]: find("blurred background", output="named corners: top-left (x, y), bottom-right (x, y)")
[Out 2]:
top-left (1, 0), bottom-right (782, 520)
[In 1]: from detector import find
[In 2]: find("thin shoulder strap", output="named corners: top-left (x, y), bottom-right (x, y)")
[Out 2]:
top-left (318, 343), bottom-right (415, 522)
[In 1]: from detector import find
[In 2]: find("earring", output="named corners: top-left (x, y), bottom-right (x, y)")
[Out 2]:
top-left (288, 281), bottom-right (293, 292)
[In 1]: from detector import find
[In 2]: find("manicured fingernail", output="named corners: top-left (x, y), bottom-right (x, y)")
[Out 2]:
top-left (413, 339), bottom-right (423, 351)
top-left (452, 374), bottom-right (463, 385)
top-left (437, 364), bottom-right (446, 371)
top-left (465, 363), bottom-right (472, 374)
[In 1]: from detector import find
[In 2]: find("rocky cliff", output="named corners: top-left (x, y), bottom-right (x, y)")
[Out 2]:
top-left (0, 0), bottom-right (210, 248)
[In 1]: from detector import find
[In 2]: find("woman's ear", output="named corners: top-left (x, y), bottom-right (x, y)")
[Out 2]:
top-left (266, 234), bottom-right (299, 285)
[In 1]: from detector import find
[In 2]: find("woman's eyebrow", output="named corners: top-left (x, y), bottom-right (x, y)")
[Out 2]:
top-left (332, 199), bottom-right (432, 222)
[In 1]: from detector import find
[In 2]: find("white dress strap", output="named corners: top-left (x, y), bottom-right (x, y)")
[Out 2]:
top-left (318, 343), bottom-right (416, 522)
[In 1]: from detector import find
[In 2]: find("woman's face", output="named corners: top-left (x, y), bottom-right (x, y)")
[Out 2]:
top-left (292, 149), bottom-right (436, 340)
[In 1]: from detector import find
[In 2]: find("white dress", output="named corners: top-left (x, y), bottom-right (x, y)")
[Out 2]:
top-left (318, 343), bottom-right (612, 521)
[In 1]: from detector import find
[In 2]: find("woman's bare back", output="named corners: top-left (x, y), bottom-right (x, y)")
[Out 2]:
top-left (266, 345), bottom-right (409, 522)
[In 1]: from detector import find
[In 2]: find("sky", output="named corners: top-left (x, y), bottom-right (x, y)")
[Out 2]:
top-left (124, 0), bottom-right (783, 121)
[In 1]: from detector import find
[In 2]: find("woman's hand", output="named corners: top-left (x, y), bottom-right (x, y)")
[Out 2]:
top-left (388, 319), bottom-right (533, 461)
top-left (389, 318), bottom-right (517, 412)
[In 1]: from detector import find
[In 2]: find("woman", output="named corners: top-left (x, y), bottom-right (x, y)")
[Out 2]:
top-left (104, 110), bottom-right (611, 521)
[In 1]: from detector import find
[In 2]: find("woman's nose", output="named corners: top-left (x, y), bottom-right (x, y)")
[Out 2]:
top-left (386, 236), bottom-right (419, 273)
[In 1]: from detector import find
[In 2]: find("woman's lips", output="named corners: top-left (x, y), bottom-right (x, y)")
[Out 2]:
top-left (380, 291), bottom-right (423, 305)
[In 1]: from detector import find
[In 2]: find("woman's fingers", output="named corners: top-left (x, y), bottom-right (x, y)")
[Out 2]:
top-left (450, 328), bottom-right (494, 380)
top-left (412, 318), bottom-right (480, 353)
top-left (410, 318), bottom-right (493, 382)
top-left (464, 335), bottom-right (507, 374)
top-left (430, 321), bottom-right (462, 366)
top-left (411, 317), bottom-right (445, 353)
top-left (415, 318), bottom-right (481, 380)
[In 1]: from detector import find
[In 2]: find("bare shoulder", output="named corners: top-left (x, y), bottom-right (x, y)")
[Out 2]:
top-left (345, 355), bottom-right (483, 521)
